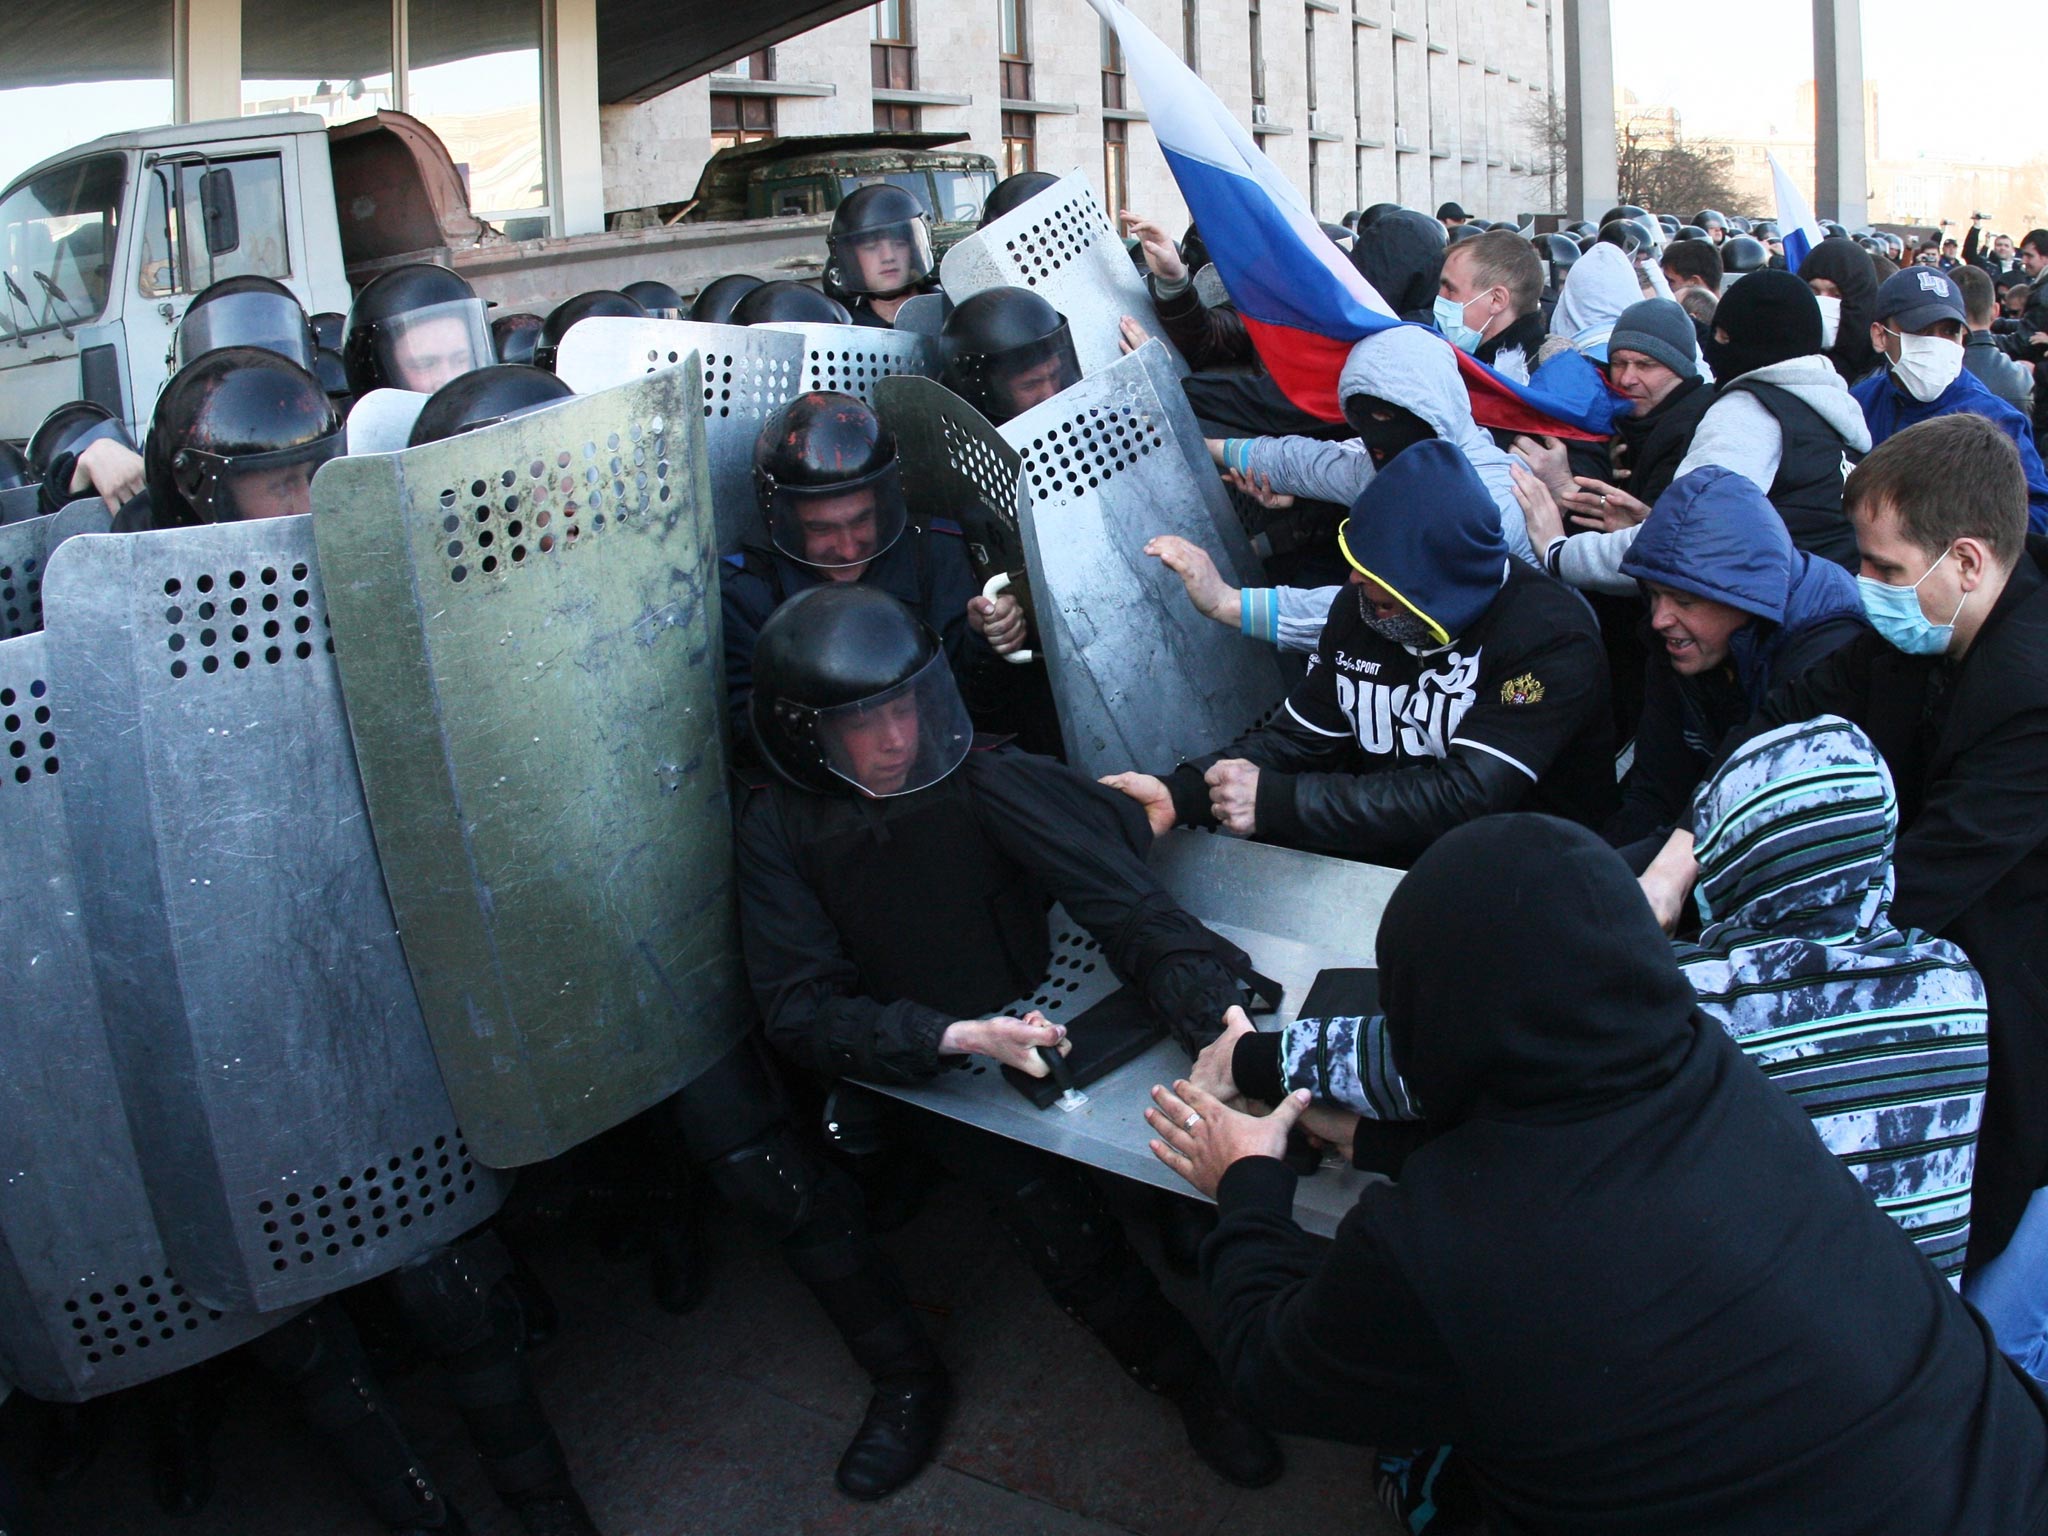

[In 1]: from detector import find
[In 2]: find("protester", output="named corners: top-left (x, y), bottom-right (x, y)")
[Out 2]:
top-left (1798, 235), bottom-right (1882, 384)
top-left (1433, 229), bottom-right (1546, 379)
top-left (1659, 237), bottom-right (1722, 316)
top-left (1957, 264), bottom-right (2036, 411)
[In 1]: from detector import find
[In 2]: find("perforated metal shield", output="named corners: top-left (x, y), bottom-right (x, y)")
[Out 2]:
top-left (994, 340), bottom-right (1288, 777)
top-left (1192, 263), bottom-right (1230, 310)
top-left (41, 518), bottom-right (509, 1315)
top-left (311, 366), bottom-right (749, 1169)
top-left (345, 389), bottom-right (430, 455)
top-left (555, 318), bottom-right (805, 555)
top-left (0, 501), bottom-right (111, 639)
top-left (890, 293), bottom-right (952, 336)
top-left (938, 170), bottom-right (1183, 380)
top-left (0, 630), bottom-right (291, 1400)
top-left (872, 374), bottom-right (1028, 587)
top-left (0, 486), bottom-right (38, 525)
top-left (756, 321), bottom-right (941, 399)
top-left (860, 831), bottom-right (1402, 1239)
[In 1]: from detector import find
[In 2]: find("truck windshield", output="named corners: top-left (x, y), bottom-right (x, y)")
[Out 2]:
top-left (930, 168), bottom-right (996, 225)
top-left (838, 172), bottom-right (935, 216)
top-left (0, 153), bottom-right (124, 339)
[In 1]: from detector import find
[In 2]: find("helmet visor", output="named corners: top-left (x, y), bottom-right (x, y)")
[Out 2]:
top-left (815, 650), bottom-right (972, 798)
top-left (947, 323), bottom-right (1082, 424)
top-left (828, 218), bottom-right (936, 298)
top-left (173, 429), bottom-right (345, 521)
top-left (177, 291), bottom-right (316, 372)
top-left (763, 459), bottom-right (909, 571)
top-left (376, 297), bottom-right (493, 394)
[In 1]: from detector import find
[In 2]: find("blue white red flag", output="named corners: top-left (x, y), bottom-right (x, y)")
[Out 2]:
top-left (1769, 152), bottom-right (1828, 274)
top-left (1085, 0), bottom-right (1613, 439)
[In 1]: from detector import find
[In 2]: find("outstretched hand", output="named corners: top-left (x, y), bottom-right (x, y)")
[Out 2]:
top-left (1146, 1080), bottom-right (1310, 1199)
top-left (1119, 210), bottom-right (1188, 283)
top-left (1146, 534), bottom-right (1240, 625)
top-left (1100, 771), bottom-right (1178, 838)
top-left (1509, 460), bottom-right (1566, 552)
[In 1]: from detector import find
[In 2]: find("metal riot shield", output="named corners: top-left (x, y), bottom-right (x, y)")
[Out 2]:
top-left (345, 388), bottom-right (431, 455)
top-left (1192, 263), bottom-right (1230, 310)
top-left (872, 373), bottom-right (1035, 629)
top-left (41, 519), bottom-right (509, 1316)
top-left (0, 501), bottom-right (111, 639)
top-left (860, 830), bottom-right (1403, 1239)
top-left (891, 293), bottom-right (952, 336)
top-left (0, 485), bottom-right (39, 525)
top-left (553, 317), bottom-right (805, 555)
top-left (311, 365), bottom-right (749, 1169)
top-left (994, 340), bottom-right (1288, 778)
top-left (938, 169), bottom-right (1183, 380)
top-left (756, 321), bottom-right (941, 400)
top-left (0, 630), bottom-right (290, 1400)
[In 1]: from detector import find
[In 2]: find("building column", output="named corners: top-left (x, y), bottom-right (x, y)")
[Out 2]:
top-left (177, 0), bottom-right (243, 123)
top-left (1560, 0), bottom-right (1614, 222)
top-left (550, 0), bottom-right (605, 235)
top-left (1811, 0), bottom-right (1867, 227)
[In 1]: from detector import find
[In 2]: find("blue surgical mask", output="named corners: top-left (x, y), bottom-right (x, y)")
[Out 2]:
top-left (1856, 545), bottom-right (1967, 655)
top-left (1433, 294), bottom-right (1484, 353)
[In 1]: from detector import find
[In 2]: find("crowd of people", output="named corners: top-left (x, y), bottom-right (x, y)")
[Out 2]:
top-left (4, 165), bottom-right (2048, 1536)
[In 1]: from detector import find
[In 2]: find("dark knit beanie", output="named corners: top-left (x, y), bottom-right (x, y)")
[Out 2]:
top-left (1608, 299), bottom-right (1699, 381)
top-left (1703, 269), bottom-right (1823, 381)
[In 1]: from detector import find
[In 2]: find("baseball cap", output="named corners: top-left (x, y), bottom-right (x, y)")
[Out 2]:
top-left (1874, 266), bottom-right (1967, 331)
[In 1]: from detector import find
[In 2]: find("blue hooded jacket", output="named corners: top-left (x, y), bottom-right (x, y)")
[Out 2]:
top-left (1853, 363), bottom-right (2048, 534)
top-left (1335, 437), bottom-right (1509, 645)
top-left (1605, 467), bottom-right (1868, 851)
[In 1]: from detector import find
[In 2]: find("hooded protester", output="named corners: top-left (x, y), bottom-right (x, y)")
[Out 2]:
top-left (1798, 236), bottom-right (1882, 385)
top-left (1677, 717), bottom-right (1988, 1281)
top-left (1121, 210), bottom-right (1253, 370)
top-left (1106, 441), bottom-right (1614, 866)
top-left (1351, 208), bottom-right (1449, 325)
top-left (1852, 267), bottom-right (2048, 534)
top-left (1166, 813), bottom-right (2048, 1536)
top-left (1602, 467), bottom-right (1866, 853)
top-left (1546, 241), bottom-right (1642, 364)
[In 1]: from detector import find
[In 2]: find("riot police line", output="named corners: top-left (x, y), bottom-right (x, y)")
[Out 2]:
top-left (0, 168), bottom-right (1396, 1533)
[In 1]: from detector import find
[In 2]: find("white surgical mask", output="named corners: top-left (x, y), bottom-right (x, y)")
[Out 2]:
top-left (1814, 294), bottom-right (1842, 350)
top-left (1886, 327), bottom-right (1964, 403)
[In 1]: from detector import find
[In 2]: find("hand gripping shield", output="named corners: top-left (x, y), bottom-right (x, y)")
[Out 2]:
top-left (311, 365), bottom-right (749, 1168)
top-left (41, 518), bottom-right (508, 1316)
top-left (995, 340), bottom-right (1289, 777)
top-left (553, 317), bottom-right (804, 555)
top-left (938, 170), bottom-right (1184, 381)
top-left (858, 830), bottom-right (1403, 1239)
top-left (0, 630), bottom-right (289, 1399)
top-left (0, 500), bottom-right (109, 640)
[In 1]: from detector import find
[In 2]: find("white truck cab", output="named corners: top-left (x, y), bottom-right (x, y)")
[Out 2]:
top-left (0, 114), bottom-right (350, 446)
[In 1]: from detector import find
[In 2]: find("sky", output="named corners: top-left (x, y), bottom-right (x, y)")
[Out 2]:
top-left (1613, 0), bottom-right (2028, 166)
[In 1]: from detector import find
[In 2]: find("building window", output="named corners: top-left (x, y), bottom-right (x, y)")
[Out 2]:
top-left (1304, 10), bottom-right (1317, 114)
top-left (1000, 0), bottom-right (1032, 100)
top-left (711, 93), bottom-right (777, 152)
top-left (408, 0), bottom-right (549, 227)
top-left (1182, 0), bottom-right (1200, 70)
top-left (1103, 121), bottom-right (1129, 214)
top-left (876, 102), bottom-right (922, 131)
top-left (1001, 113), bottom-right (1037, 176)
top-left (1308, 136), bottom-right (1320, 216)
top-left (240, 0), bottom-right (391, 129)
top-left (872, 0), bottom-right (917, 125)
top-left (1248, 0), bottom-right (1265, 106)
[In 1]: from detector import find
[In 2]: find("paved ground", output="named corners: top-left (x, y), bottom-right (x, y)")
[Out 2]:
top-left (4, 1172), bottom-right (1402, 1536)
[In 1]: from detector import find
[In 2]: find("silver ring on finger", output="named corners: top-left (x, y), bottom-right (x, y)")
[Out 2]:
top-left (1183, 1112), bottom-right (1202, 1131)
top-left (1599, 494), bottom-right (1609, 505)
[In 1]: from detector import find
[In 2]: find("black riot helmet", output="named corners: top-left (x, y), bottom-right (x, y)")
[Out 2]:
top-left (28, 400), bottom-right (134, 514)
top-left (827, 184), bottom-right (935, 300)
top-left (690, 273), bottom-right (765, 324)
top-left (752, 392), bottom-right (908, 572)
top-left (1655, 213), bottom-right (1681, 238)
top-left (1446, 223), bottom-right (1485, 245)
top-left (313, 346), bottom-right (352, 408)
top-left (1694, 209), bottom-right (1730, 241)
top-left (145, 347), bottom-right (343, 525)
top-left (311, 311), bottom-right (345, 352)
top-left (491, 312), bottom-right (546, 366)
top-left (730, 280), bottom-right (852, 326)
top-left (978, 170), bottom-right (1061, 229)
top-left (177, 275), bottom-right (317, 372)
top-left (1566, 220), bottom-right (1598, 244)
top-left (534, 289), bottom-right (648, 373)
top-left (1532, 232), bottom-right (1580, 290)
top-left (621, 279), bottom-right (687, 320)
top-left (1596, 219), bottom-right (1647, 256)
top-left (938, 287), bottom-right (1082, 425)
top-left (409, 365), bottom-right (573, 446)
top-left (1728, 215), bottom-right (1752, 235)
top-left (1750, 219), bottom-right (1780, 241)
top-left (1676, 224), bottom-right (1709, 242)
top-left (1599, 204), bottom-right (1649, 229)
top-left (750, 584), bottom-right (972, 799)
top-left (1820, 219), bottom-right (1849, 241)
top-left (1721, 235), bottom-right (1768, 277)
top-left (343, 263), bottom-right (493, 396)
top-left (0, 441), bottom-right (33, 492)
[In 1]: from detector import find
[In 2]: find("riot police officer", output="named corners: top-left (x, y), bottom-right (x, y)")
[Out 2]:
top-left (619, 278), bottom-right (686, 319)
top-left (343, 264), bottom-right (495, 397)
top-left (173, 274), bottom-right (318, 373)
top-left (1694, 208), bottom-right (1731, 245)
top-left (730, 280), bottom-right (851, 326)
top-left (721, 392), bottom-right (1012, 727)
top-left (407, 365), bottom-right (573, 446)
top-left (736, 584), bottom-right (1285, 1490)
top-left (937, 287), bottom-right (1082, 425)
top-left (138, 347), bottom-right (344, 529)
top-left (533, 289), bottom-right (648, 373)
top-left (689, 273), bottom-right (765, 325)
top-left (25, 399), bottom-right (142, 516)
top-left (826, 184), bottom-right (938, 328)
top-left (491, 312), bottom-right (547, 367)
top-left (977, 169), bottom-right (1060, 229)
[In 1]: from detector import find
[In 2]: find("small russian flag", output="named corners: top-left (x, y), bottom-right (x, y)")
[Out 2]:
top-left (1769, 151), bottom-right (1829, 275)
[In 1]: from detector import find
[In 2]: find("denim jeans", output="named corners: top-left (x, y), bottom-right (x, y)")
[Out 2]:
top-left (1964, 1183), bottom-right (2048, 1384)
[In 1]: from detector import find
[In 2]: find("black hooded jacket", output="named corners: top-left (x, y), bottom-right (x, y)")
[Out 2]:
top-left (1202, 815), bottom-right (2048, 1535)
top-left (1798, 237), bottom-right (1882, 385)
top-left (1349, 209), bottom-right (1446, 324)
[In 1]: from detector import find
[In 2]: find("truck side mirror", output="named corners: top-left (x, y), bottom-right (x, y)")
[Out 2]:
top-left (200, 168), bottom-right (241, 257)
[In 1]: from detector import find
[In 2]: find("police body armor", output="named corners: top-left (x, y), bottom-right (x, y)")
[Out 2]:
top-left (311, 366), bottom-right (748, 1168)
top-left (41, 515), bottom-right (510, 1315)
top-left (0, 625), bottom-right (289, 1399)
top-left (938, 171), bottom-right (1185, 381)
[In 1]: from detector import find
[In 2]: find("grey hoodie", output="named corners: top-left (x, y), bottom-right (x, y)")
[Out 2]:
top-left (1553, 354), bottom-right (1872, 595)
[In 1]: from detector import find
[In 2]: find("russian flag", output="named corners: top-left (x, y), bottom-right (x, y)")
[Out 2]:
top-left (1770, 151), bottom-right (1828, 275)
top-left (1085, 0), bottom-right (1613, 441)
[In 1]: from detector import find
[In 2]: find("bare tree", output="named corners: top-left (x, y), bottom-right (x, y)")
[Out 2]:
top-left (1615, 120), bottom-right (1740, 216)
top-left (1521, 94), bottom-right (1569, 213)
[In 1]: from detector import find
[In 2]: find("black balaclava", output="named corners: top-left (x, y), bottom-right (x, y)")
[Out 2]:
top-left (1343, 394), bottom-right (1436, 467)
top-left (1797, 237), bottom-right (1882, 384)
top-left (1703, 269), bottom-right (1824, 382)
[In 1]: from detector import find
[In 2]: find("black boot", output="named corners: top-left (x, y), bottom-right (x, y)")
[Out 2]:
top-left (251, 1303), bottom-right (467, 1533)
top-left (386, 1240), bottom-right (599, 1536)
top-left (1002, 1171), bottom-right (1283, 1489)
